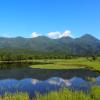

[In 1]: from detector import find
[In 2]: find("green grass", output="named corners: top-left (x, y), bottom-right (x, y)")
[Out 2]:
top-left (35, 90), bottom-right (91, 100)
top-left (30, 64), bottom-right (84, 69)
top-left (55, 58), bottom-right (100, 71)
top-left (35, 86), bottom-right (100, 100)
top-left (91, 86), bottom-right (100, 100)
top-left (0, 92), bottom-right (29, 100)
top-left (0, 86), bottom-right (100, 100)
top-left (30, 57), bottom-right (100, 71)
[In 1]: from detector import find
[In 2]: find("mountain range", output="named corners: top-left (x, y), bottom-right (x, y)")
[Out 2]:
top-left (0, 34), bottom-right (100, 55)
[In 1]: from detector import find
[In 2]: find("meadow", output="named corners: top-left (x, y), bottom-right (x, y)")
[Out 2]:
top-left (31, 57), bottom-right (100, 71)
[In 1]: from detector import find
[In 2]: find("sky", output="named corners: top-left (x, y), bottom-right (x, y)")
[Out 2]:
top-left (0, 0), bottom-right (100, 39)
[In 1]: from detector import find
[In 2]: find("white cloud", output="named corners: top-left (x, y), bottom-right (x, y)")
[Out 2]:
top-left (31, 32), bottom-right (41, 38)
top-left (47, 31), bottom-right (61, 39)
top-left (47, 30), bottom-right (72, 39)
top-left (61, 30), bottom-right (71, 37)
top-left (31, 30), bottom-right (72, 39)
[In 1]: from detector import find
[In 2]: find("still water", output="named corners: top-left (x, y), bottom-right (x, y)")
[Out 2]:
top-left (0, 63), bottom-right (100, 99)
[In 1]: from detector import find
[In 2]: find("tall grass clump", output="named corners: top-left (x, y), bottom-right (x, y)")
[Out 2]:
top-left (91, 86), bottom-right (100, 100)
top-left (0, 86), bottom-right (100, 100)
top-left (35, 89), bottom-right (91, 100)
top-left (0, 92), bottom-right (29, 100)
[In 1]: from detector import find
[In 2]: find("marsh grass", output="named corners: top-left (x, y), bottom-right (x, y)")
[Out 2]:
top-left (0, 86), bottom-right (100, 100)
top-left (35, 89), bottom-right (91, 100)
top-left (35, 86), bottom-right (100, 100)
top-left (91, 86), bottom-right (100, 100)
top-left (31, 57), bottom-right (100, 71)
top-left (31, 64), bottom-right (83, 69)
top-left (0, 92), bottom-right (29, 100)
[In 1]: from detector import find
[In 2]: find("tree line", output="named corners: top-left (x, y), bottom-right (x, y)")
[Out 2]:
top-left (0, 48), bottom-right (99, 61)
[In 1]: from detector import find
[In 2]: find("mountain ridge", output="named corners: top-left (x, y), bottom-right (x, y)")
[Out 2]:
top-left (0, 34), bottom-right (100, 55)
top-left (0, 34), bottom-right (99, 40)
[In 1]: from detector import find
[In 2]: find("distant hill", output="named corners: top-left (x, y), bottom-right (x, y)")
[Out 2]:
top-left (0, 34), bottom-right (100, 55)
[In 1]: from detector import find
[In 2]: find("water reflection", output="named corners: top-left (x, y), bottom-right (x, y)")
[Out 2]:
top-left (0, 76), bottom-right (100, 99)
top-left (0, 64), bottom-right (100, 99)
top-left (0, 67), bottom-right (100, 80)
top-left (69, 77), bottom-right (90, 91)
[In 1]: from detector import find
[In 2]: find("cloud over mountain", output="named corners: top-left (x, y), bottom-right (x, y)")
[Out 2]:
top-left (31, 32), bottom-right (41, 38)
top-left (31, 30), bottom-right (72, 39)
top-left (47, 30), bottom-right (72, 39)
top-left (0, 34), bottom-right (100, 55)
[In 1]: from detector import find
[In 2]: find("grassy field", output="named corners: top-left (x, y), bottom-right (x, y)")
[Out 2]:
top-left (30, 64), bottom-right (85, 69)
top-left (30, 57), bottom-right (100, 71)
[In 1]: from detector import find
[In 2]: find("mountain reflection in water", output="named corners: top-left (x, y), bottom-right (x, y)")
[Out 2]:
top-left (0, 64), bottom-right (100, 99)
top-left (0, 76), bottom-right (100, 99)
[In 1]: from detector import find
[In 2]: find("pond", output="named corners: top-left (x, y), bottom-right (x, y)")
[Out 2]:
top-left (0, 63), bottom-right (100, 99)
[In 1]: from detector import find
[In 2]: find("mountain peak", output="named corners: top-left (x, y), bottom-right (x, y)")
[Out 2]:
top-left (0, 34), bottom-right (100, 55)
top-left (15, 36), bottom-right (25, 39)
top-left (59, 36), bottom-right (73, 40)
top-left (80, 34), bottom-right (98, 40)
top-left (31, 36), bottom-right (51, 40)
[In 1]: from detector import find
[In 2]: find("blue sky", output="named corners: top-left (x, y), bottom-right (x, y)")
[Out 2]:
top-left (0, 0), bottom-right (100, 39)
